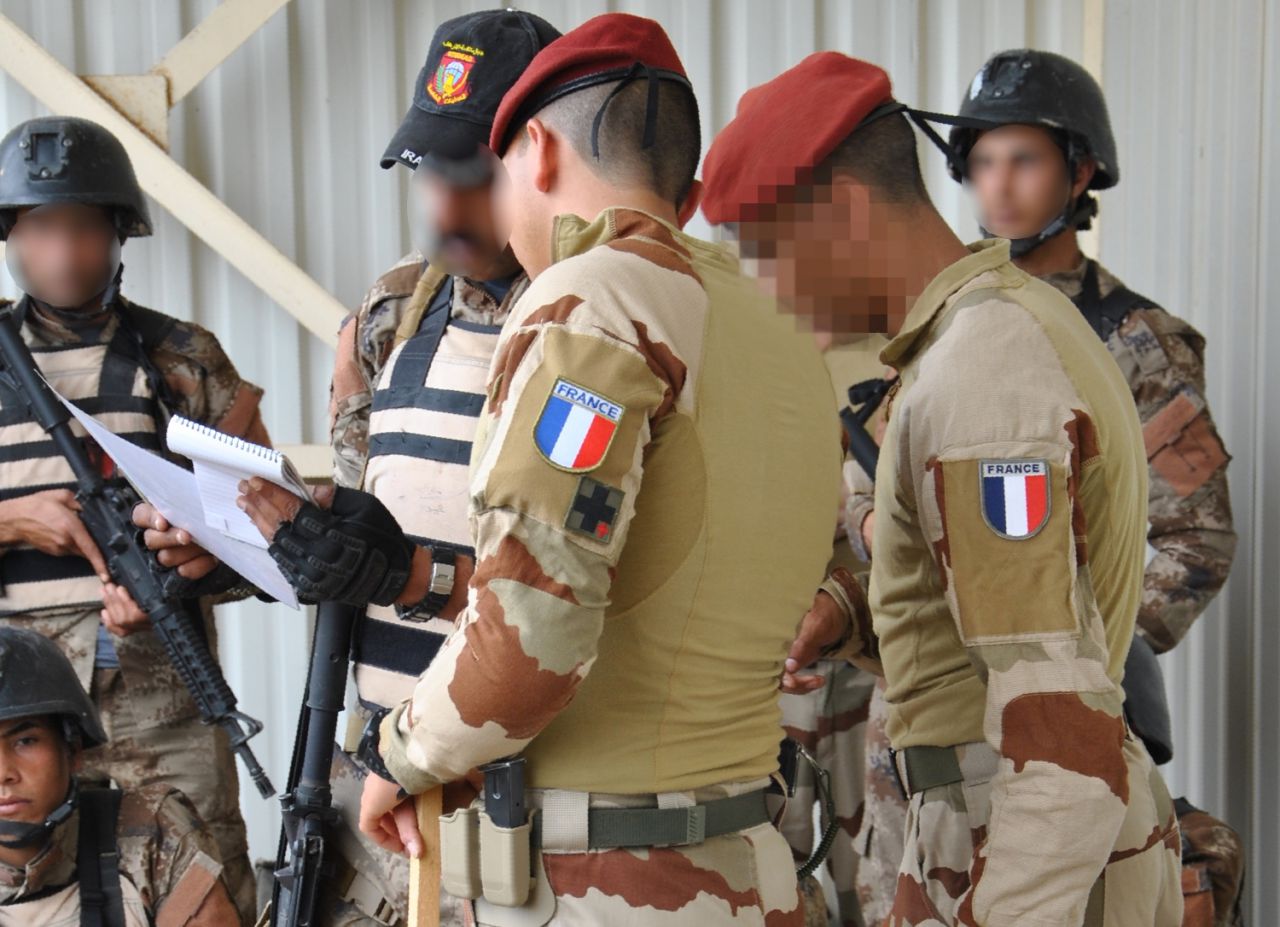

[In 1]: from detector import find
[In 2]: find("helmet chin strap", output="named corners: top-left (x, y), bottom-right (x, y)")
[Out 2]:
top-left (0, 780), bottom-right (78, 850)
top-left (97, 260), bottom-right (124, 310)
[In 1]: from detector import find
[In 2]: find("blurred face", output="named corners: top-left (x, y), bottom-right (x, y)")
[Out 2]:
top-left (495, 128), bottom-right (550, 279)
top-left (735, 178), bottom-right (911, 335)
top-left (5, 204), bottom-right (120, 310)
top-left (411, 156), bottom-right (518, 280)
top-left (965, 125), bottom-right (1090, 239)
top-left (0, 718), bottom-right (72, 839)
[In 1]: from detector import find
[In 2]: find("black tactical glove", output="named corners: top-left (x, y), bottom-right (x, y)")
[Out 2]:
top-left (157, 560), bottom-right (246, 600)
top-left (267, 487), bottom-right (413, 607)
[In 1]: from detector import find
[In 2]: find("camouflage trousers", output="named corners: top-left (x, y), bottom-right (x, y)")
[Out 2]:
top-left (779, 659), bottom-right (875, 927)
top-left (886, 736), bottom-right (1183, 926)
top-left (1175, 799), bottom-right (1246, 927)
top-left (323, 746), bottom-right (470, 927)
top-left (854, 677), bottom-right (908, 925)
top-left (502, 779), bottom-right (803, 926)
top-left (83, 666), bottom-right (257, 924)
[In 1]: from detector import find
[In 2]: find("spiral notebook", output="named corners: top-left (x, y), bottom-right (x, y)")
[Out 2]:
top-left (166, 416), bottom-right (310, 548)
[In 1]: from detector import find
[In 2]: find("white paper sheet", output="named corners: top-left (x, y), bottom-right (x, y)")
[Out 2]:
top-left (56, 394), bottom-right (300, 608)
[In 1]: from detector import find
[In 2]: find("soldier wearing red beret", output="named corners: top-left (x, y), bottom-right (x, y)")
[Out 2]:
top-left (359, 15), bottom-right (843, 925)
top-left (704, 52), bottom-right (1184, 926)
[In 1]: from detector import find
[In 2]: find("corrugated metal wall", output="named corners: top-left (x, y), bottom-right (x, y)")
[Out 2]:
top-left (1103, 2), bottom-right (1280, 921)
top-left (0, 0), bottom-right (1272, 919)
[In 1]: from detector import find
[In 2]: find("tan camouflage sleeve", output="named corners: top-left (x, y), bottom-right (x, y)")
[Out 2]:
top-left (379, 268), bottom-right (683, 793)
top-left (1115, 308), bottom-right (1236, 652)
top-left (151, 322), bottom-right (270, 605)
top-left (329, 270), bottom-right (419, 488)
top-left (120, 787), bottom-right (230, 927)
top-left (905, 299), bottom-right (1131, 924)
top-left (819, 567), bottom-right (881, 674)
top-left (329, 313), bottom-right (370, 489)
top-left (153, 321), bottom-right (268, 446)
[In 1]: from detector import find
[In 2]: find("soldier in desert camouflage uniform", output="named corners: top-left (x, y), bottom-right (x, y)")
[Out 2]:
top-left (703, 52), bottom-right (1183, 925)
top-left (0, 117), bottom-right (259, 921)
top-left (849, 49), bottom-right (1241, 924)
top-left (0, 626), bottom-right (237, 926)
top-left (316, 15), bottom-right (841, 926)
top-left (950, 50), bottom-right (1240, 927)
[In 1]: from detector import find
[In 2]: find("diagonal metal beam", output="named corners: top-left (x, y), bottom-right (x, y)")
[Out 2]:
top-left (0, 13), bottom-right (343, 347)
top-left (151, 0), bottom-right (292, 106)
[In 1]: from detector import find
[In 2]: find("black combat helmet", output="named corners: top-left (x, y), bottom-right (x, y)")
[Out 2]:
top-left (0, 627), bottom-right (107, 849)
top-left (0, 626), bottom-right (107, 748)
top-left (947, 48), bottom-right (1119, 189)
top-left (0, 116), bottom-right (152, 240)
top-left (904, 49), bottom-right (1121, 256)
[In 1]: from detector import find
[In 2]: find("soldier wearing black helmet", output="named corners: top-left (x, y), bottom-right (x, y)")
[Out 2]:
top-left (0, 115), bottom-right (263, 921)
top-left (943, 49), bottom-right (1121, 259)
top-left (0, 626), bottom-right (238, 925)
top-left (850, 49), bottom-right (1243, 924)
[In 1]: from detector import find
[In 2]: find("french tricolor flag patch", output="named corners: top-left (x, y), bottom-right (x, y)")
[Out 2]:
top-left (980, 459), bottom-right (1051, 540)
top-left (534, 378), bottom-right (625, 472)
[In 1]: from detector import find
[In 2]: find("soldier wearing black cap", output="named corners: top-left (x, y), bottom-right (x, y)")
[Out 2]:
top-left (313, 19), bottom-right (564, 923)
top-left (0, 115), bottom-right (266, 922)
top-left (0, 626), bottom-right (238, 925)
top-left (327, 10), bottom-right (557, 721)
top-left (329, 8), bottom-right (560, 494)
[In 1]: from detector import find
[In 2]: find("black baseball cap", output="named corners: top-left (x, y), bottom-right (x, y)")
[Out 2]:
top-left (381, 9), bottom-right (561, 179)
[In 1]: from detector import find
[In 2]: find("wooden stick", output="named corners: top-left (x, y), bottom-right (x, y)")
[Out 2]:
top-left (408, 787), bottom-right (443, 927)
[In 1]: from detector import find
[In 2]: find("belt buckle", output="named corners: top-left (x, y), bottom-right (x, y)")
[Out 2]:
top-left (339, 867), bottom-right (400, 927)
top-left (371, 898), bottom-right (402, 927)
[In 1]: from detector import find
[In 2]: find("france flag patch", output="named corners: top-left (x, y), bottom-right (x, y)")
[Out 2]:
top-left (534, 378), bottom-right (625, 472)
top-left (980, 459), bottom-right (1050, 540)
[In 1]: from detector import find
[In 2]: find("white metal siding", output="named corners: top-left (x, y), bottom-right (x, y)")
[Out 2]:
top-left (1103, 2), bottom-right (1279, 922)
top-left (0, 1), bottom-right (1272, 919)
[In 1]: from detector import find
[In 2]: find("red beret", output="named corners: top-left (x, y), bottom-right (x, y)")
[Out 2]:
top-left (490, 13), bottom-right (690, 155)
top-left (701, 52), bottom-right (896, 224)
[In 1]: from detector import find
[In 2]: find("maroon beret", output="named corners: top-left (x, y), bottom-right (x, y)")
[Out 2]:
top-left (489, 13), bottom-right (690, 156)
top-left (701, 52), bottom-right (896, 224)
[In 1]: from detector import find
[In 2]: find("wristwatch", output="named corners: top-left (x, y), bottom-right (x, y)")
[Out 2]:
top-left (395, 544), bottom-right (457, 622)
